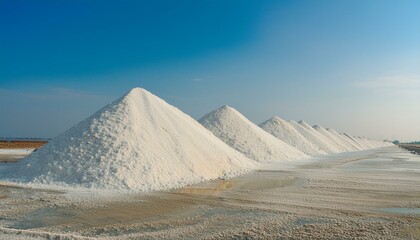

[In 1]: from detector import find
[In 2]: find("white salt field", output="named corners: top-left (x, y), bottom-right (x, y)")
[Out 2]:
top-left (0, 146), bottom-right (419, 239)
top-left (0, 88), bottom-right (408, 239)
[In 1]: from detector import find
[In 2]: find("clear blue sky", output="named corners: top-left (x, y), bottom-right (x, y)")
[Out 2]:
top-left (1, 0), bottom-right (419, 141)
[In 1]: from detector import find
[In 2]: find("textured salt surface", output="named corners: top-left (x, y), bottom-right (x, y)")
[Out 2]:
top-left (199, 106), bottom-right (308, 162)
top-left (313, 125), bottom-right (355, 152)
top-left (11, 88), bottom-right (257, 191)
top-left (298, 121), bottom-right (344, 153)
top-left (327, 129), bottom-right (364, 151)
top-left (259, 117), bottom-right (324, 156)
top-left (288, 120), bottom-right (339, 153)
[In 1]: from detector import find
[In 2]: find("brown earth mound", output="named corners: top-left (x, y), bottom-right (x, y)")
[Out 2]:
top-left (0, 140), bottom-right (48, 149)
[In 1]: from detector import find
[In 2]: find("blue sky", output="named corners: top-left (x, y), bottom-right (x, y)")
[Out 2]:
top-left (1, 0), bottom-right (419, 141)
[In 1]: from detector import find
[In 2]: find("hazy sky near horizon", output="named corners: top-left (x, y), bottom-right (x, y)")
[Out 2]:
top-left (1, 0), bottom-right (419, 141)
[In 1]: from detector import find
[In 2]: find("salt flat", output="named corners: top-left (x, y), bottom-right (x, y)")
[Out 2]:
top-left (0, 146), bottom-right (419, 239)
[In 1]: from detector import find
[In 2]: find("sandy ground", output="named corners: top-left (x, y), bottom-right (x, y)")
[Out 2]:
top-left (0, 146), bottom-right (419, 239)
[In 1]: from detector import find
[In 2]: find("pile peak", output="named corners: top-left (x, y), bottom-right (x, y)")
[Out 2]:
top-left (13, 88), bottom-right (257, 191)
top-left (218, 105), bottom-right (238, 114)
top-left (268, 116), bottom-right (285, 123)
top-left (298, 120), bottom-right (312, 129)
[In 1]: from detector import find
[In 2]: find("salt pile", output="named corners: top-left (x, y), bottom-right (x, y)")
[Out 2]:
top-left (313, 125), bottom-right (356, 152)
top-left (14, 88), bottom-right (257, 191)
top-left (298, 121), bottom-right (344, 153)
top-left (259, 117), bottom-right (325, 156)
top-left (327, 129), bottom-right (364, 151)
top-left (288, 120), bottom-right (340, 153)
top-left (199, 106), bottom-right (308, 162)
top-left (341, 133), bottom-right (369, 150)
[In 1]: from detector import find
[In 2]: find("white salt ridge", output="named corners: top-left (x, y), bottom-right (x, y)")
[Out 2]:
top-left (259, 117), bottom-right (325, 156)
top-left (13, 88), bottom-right (258, 191)
top-left (341, 133), bottom-right (369, 150)
top-left (288, 120), bottom-right (339, 153)
top-left (298, 121), bottom-right (344, 153)
top-left (327, 129), bottom-right (364, 151)
top-left (313, 125), bottom-right (356, 152)
top-left (342, 133), bottom-right (391, 150)
top-left (199, 106), bottom-right (308, 162)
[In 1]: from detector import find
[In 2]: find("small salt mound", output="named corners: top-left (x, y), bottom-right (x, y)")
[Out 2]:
top-left (13, 88), bottom-right (258, 191)
top-left (313, 125), bottom-right (356, 152)
top-left (341, 133), bottom-right (369, 150)
top-left (199, 106), bottom-right (308, 162)
top-left (298, 121), bottom-right (344, 153)
top-left (259, 117), bottom-right (325, 156)
top-left (356, 136), bottom-right (375, 149)
top-left (288, 120), bottom-right (341, 153)
top-left (327, 129), bottom-right (365, 151)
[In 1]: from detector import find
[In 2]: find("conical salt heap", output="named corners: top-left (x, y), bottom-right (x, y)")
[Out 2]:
top-left (259, 117), bottom-right (325, 156)
top-left (327, 128), bottom-right (364, 151)
top-left (14, 88), bottom-right (257, 191)
top-left (288, 120), bottom-right (340, 153)
top-left (199, 106), bottom-right (308, 162)
top-left (313, 125), bottom-right (356, 152)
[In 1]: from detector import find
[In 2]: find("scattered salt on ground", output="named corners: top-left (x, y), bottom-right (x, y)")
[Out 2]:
top-left (313, 125), bottom-right (356, 152)
top-left (259, 117), bottom-right (325, 156)
top-left (11, 88), bottom-right (258, 191)
top-left (199, 106), bottom-right (308, 162)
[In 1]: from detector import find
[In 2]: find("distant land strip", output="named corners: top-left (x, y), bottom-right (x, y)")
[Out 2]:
top-left (398, 144), bottom-right (420, 155)
top-left (0, 140), bottom-right (48, 149)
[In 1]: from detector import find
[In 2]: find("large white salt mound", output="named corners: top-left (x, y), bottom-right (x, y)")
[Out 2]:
top-left (288, 120), bottom-right (340, 153)
top-left (259, 117), bottom-right (325, 156)
top-left (313, 125), bottom-right (356, 152)
top-left (13, 88), bottom-right (258, 191)
top-left (199, 106), bottom-right (308, 162)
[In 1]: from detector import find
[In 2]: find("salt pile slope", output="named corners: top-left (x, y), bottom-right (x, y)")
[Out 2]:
top-left (199, 106), bottom-right (308, 162)
top-left (341, 133), bottom-right (369, 150)
top-left (327, 129), bottom-right (364, 151)
top-left (15, 88), bottom-right (257, 191)
top-left (288, 120), bottom-right (340, 153)
top-left (313, 125), bottom-right (356, 152)
top-left (298, 121), bottom-right (343, 153)
top-left (259, 117), bottom-right (325, 156)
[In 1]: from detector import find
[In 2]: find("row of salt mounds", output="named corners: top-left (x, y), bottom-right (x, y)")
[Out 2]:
top-left (288, 120), bottom-right (341, 153)
top-left (327, 128), bottom-right (365, 151)
top-left (313, 125), bottom-right (357, 152)
top-left (259, 117), bottom-right (325, 156)
top-left (298, 121), bottom-right (344, 153)
top-left (341, 133), bottom-right (370, 150)
top-left (13, 88), bottom-right (258, 191)
top-left (339, 133), bottom-right (392, 150)
top-left (199, 106), bottom-right (308, 162)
